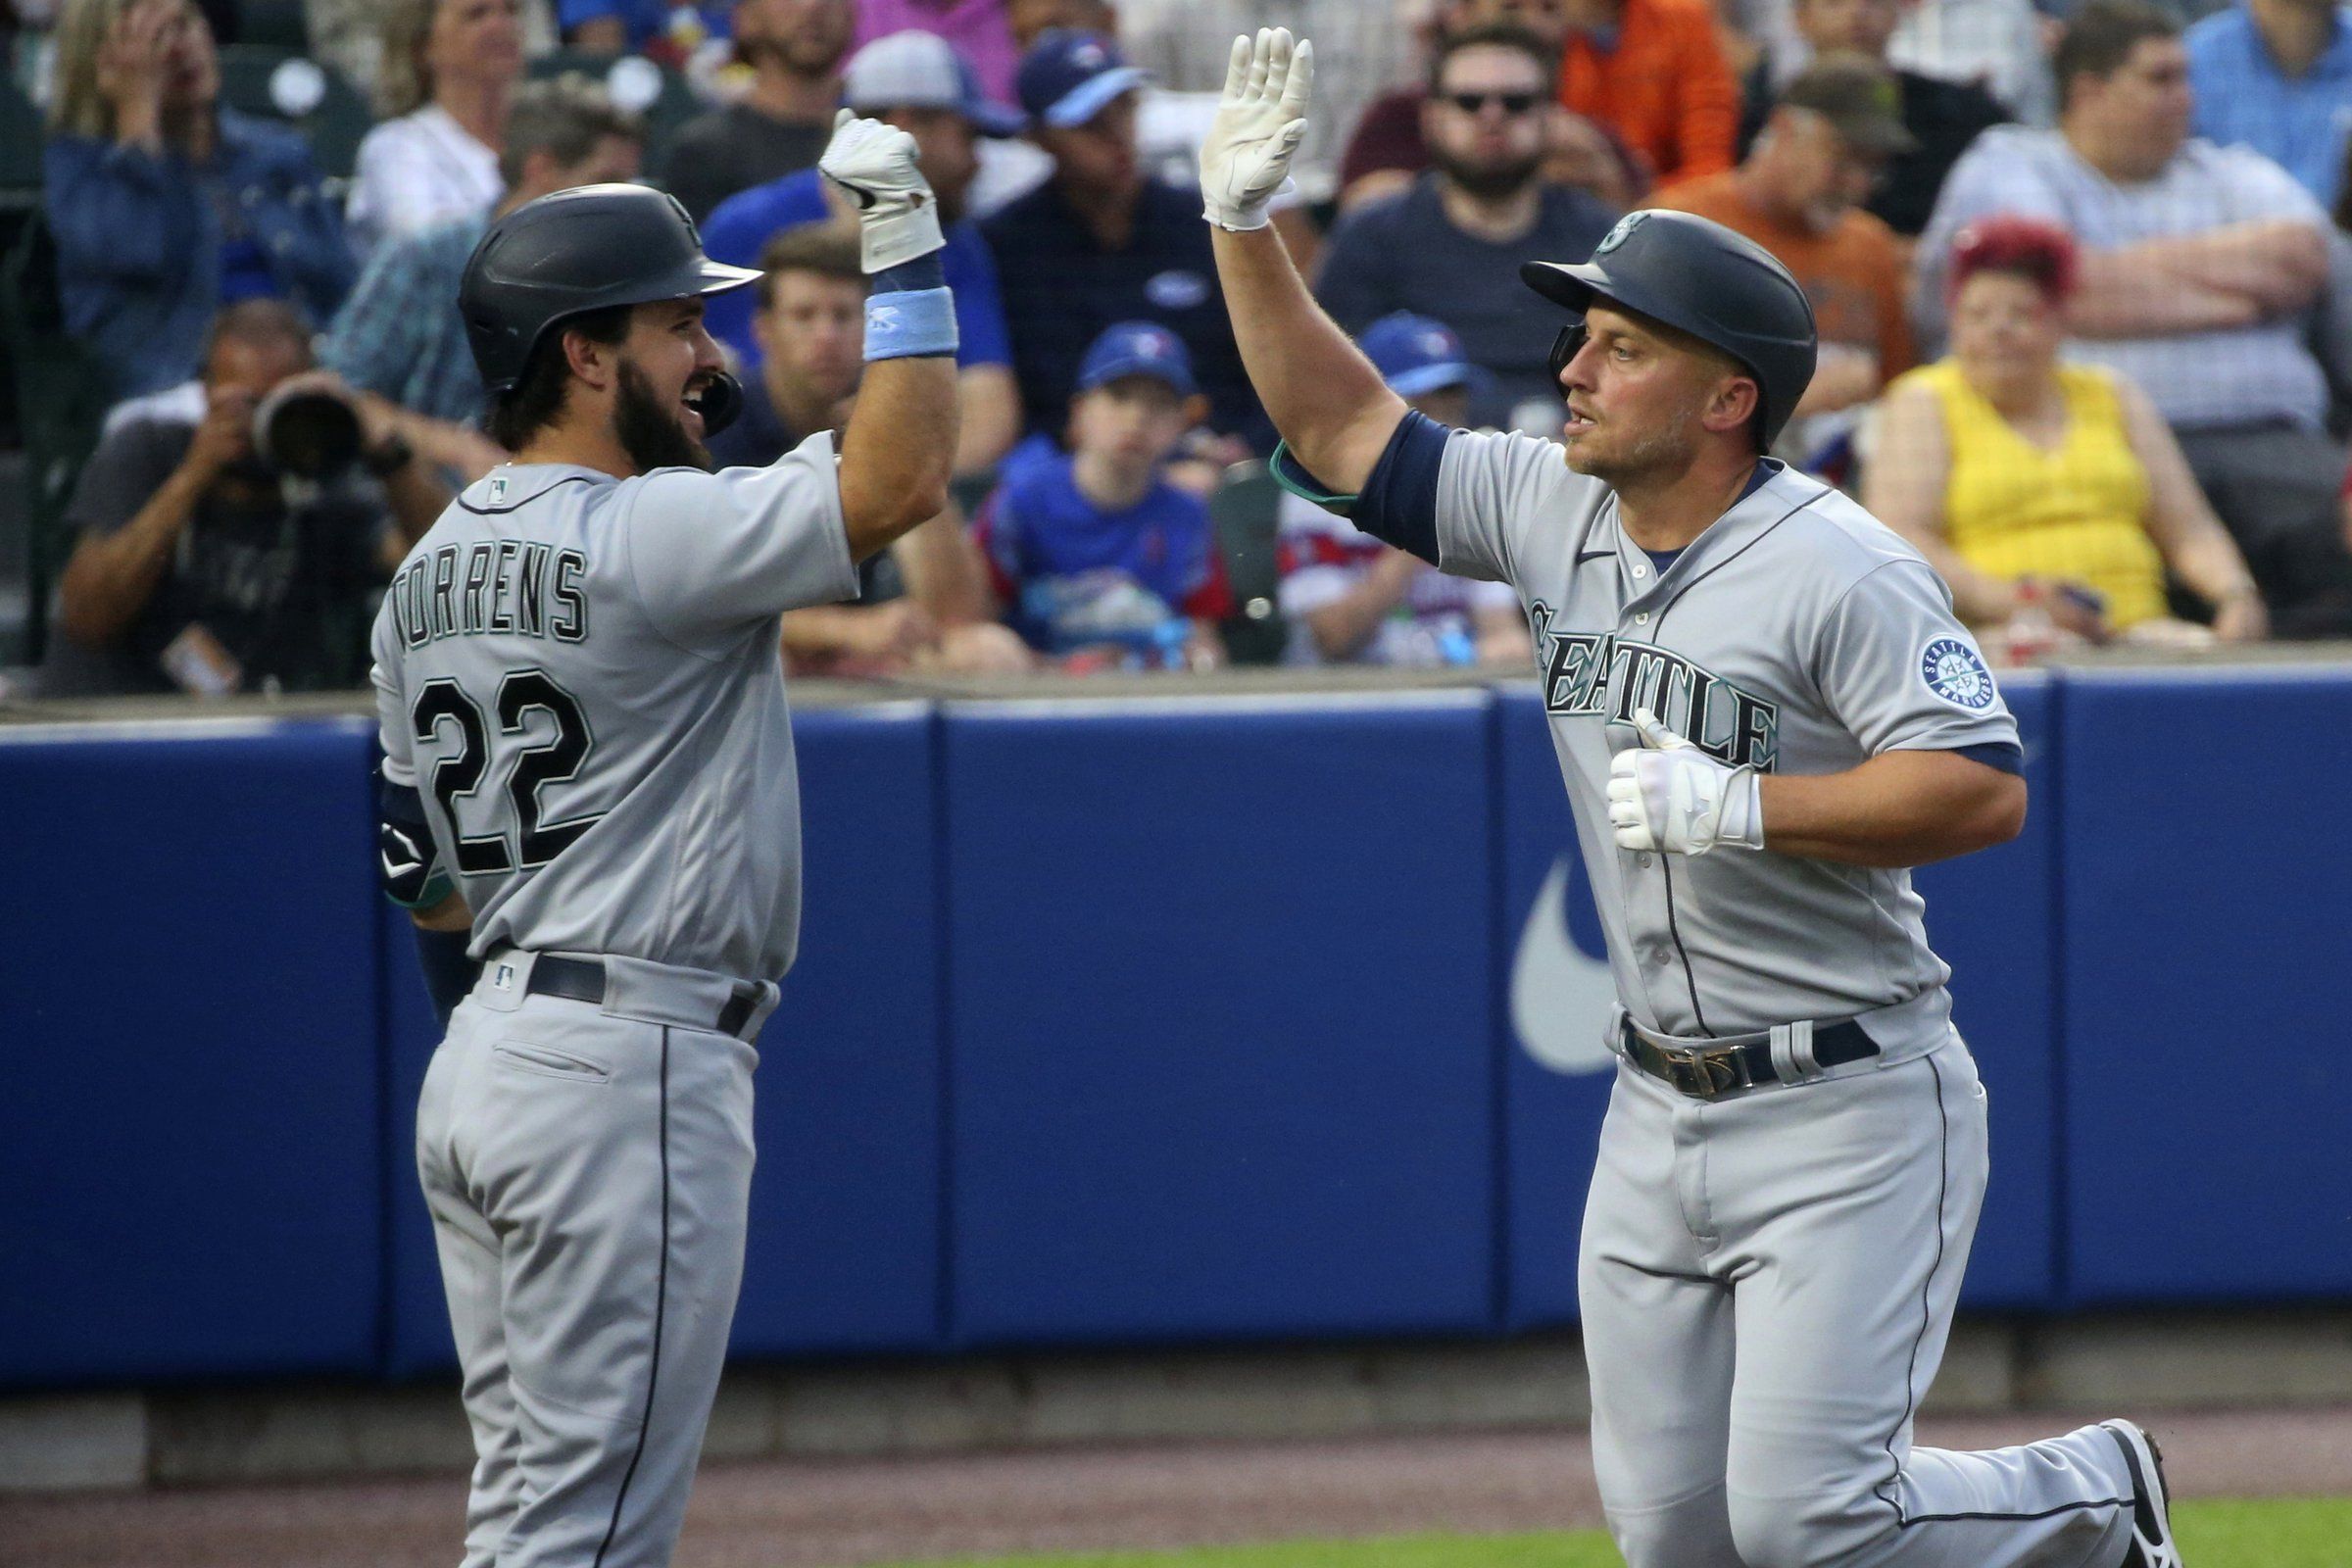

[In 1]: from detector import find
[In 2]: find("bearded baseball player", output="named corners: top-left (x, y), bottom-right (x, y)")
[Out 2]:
top-left (1203, 28), bottom-right (2180, 1568)
top-left (369, 111), bottom-right (957, 1568)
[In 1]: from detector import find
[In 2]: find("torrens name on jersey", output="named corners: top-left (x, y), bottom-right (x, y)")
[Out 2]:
top-left (1529, 601), bottom-right (1781, 769)
top-left (387, 542), bottom-right (589, 650)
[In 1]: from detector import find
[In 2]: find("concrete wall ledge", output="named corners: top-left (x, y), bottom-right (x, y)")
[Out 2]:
top-left (5, 1311), bottom-right (2347, 1494)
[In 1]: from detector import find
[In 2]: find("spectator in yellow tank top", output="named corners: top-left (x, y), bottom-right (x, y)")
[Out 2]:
top-left (1866, 214), bottom-right (2267, 645)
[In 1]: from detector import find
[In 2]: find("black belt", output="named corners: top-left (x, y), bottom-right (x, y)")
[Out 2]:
top-left (525, 955), bottom-right (763, 1039)
top-left (1622, 1017), bottom-right (1879, 1100)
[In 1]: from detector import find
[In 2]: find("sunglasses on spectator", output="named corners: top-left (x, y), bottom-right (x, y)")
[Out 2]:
top-left (1444, 90), bottom-right (1542, 116)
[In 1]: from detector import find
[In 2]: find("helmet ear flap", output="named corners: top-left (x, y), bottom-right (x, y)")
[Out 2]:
top-left (1547, 320), bottom-right (1589, 382)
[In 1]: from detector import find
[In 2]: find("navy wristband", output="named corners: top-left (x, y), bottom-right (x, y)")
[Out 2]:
top-left (872, 252), bottom-right (947, 294)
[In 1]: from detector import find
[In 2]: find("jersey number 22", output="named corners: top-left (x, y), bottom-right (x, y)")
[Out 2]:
top-left (411, 670), bottom-right (604, 873)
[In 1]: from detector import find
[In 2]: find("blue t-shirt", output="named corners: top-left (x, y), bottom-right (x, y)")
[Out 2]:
top-left (978, 436), bottom-right (1232, 651)
top-left (558, 0), bottom-right (729, 52)
top-left (2187, 5), bottom-right (2352, 209)
top-left (700, 169), bottom-right (1012, 374)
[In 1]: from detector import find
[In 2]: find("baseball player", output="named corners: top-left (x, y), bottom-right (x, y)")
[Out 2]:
top-left (369, 112), bottom-right (959, 1568)
top-left (1201, 29), bottom-right (2180, 1568)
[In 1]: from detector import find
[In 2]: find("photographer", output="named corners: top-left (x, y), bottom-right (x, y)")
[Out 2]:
top-left (46, 301), bottom-right (448, 697)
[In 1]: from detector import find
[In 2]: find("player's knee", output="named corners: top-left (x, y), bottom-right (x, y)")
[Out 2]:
top-left (1726, 1487), bottom-right (1883, 1568)
top-left (1603, 1490), bottom-right (1743, 1568)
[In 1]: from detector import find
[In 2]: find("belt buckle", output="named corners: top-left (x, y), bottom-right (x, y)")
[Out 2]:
top-left (1660, 1043), bottom-right (1750, 1099)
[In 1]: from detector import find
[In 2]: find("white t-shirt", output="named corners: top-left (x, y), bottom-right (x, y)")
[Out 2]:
top-left (1276, 491), bottom-right (1517, 666)
top-left (346, 106), bottom-right (504, 259)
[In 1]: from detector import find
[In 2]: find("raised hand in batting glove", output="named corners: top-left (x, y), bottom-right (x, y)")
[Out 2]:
top-left (1200, 27), bottom-right (1313, 231)
top-left (1607, 708), bottom-right (1766, 857)
top-left (819, 108), bottom-right (943, 273)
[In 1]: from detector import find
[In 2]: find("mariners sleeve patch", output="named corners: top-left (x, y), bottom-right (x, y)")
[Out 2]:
top-left (1919, 636), bottom-right (1997, 711)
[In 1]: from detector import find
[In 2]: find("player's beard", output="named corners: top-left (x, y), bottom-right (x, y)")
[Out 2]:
top-left (1563, 388), bottom-right (1709, 486)
top-left (614, 359), bottom-right (714, 474)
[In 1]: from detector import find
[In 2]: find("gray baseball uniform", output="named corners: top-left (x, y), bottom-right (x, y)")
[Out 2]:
top-left (370, 433), bottom-right (856, 1568)
top-left (1420, 428), bottom-right (2140, 1567)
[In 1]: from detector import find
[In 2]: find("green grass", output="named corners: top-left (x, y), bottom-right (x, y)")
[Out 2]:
top-left (862, 1497), bottom-right (2352, 1568)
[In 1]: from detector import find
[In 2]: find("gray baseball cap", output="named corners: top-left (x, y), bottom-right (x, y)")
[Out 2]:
top-left (843, 30), bottom-right (1026, 137)
top-left (1779, 55), bottom-right (1917, 158)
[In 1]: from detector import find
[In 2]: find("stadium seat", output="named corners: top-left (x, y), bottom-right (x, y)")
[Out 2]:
top-left (235, 0), bottom-right (313, 53)
top-left (0, 215), bottom-right (114, 666)
top-left (215, 45), bottom-right (374, 182)
top-left (1210, 459), bottom-right (1286, 665)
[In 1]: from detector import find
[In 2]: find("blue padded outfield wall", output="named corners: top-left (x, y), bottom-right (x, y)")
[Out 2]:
top-left (0, 668), bottom-right (2341, 1389)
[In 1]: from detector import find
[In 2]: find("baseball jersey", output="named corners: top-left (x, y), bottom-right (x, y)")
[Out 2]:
top-left (1431, 428), bottom-right (2018, 1053)
top-left (369, 434), bottom-right (858, 982)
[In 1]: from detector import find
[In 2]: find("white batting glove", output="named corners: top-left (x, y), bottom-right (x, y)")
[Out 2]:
top-left (1199, 27), bottom-right (1312, 231)
top-left (818, 108), bottom-right (944, 274)
top-left (1606, 708), bottom-right (1766, 857)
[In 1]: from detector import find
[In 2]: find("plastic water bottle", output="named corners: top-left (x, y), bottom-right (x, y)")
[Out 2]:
top-left (2002, 579), bottom-right (2059, 666)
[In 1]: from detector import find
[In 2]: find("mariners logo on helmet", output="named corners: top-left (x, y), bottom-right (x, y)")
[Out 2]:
top-left (1594, 211), bottom-right (1650, 256)
top-left (1920, 637), bottom-right (1997, 711)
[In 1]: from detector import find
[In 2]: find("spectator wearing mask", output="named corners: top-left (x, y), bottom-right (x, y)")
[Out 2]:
top-left (1118, 0), bottom-right (1423, 202)
top-left (323, 75), bottom-right (642, 476)
top-left (1557, 0), bottom-right (1740, 187)
top-left (1919, 0), bottom-right (2352, 632)
top-left (711, 226), bottom-right (1030, 673)
top-left (561, 0), bottom-right (728, 60)
top-left (42, 0), bottom-right (354, 399)
top-left (2187, 0), bottom-right (2352, 208)
top-left (983, 30), bottom-right (1266, 447)
top-left (1739, 0), bottom-right (2009, 235)
top-left (1649, 56), bottom-right (1916, 444)
top-left (657, 0), bottom-right (853, 221)
top-left (704, 27), bottom-right (1025, 474)
top-left (346, 0), bottom-right (525, 256)
top-left (978, 321), bottom-right (1232, 667)
top-left (45, 301), bottom-right (450, 696)
top-left (853, 0), bottom-right (1021, 106)
top-left (1316, 24), bottom-right (1619, 431)
top-left (1274, 313), bottom-right (1532, 667)
top-left (1340, 0), bottom-right (1643, 215)
top-left (1868, 216), bottom-right (2268, 644)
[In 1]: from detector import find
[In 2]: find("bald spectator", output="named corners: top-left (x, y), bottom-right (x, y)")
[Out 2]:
top-left (1738, 0), bottom-right (2010, 235)
top-left (657, 0), bottom-right (853, 221)
top-left (1921, 0), bottom-right (2352, 632)
top-left (1316, 24), bottom-right (1618, 430)
top-left (1652, 56), bottom-right (1914, 461)
top-left (323, 74), bottom-right (641, 475)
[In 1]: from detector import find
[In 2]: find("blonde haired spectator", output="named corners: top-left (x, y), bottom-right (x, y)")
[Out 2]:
top-left (1867, 215), bottom-right (2267, 645)
top-left (304, 0), bottom-right (556, 108)
top-left (344, 0), bottom-right (525, 255)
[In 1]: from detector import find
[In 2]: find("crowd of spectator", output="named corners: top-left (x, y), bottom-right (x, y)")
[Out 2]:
top-left (17, 0), bottom-right (2352, 695)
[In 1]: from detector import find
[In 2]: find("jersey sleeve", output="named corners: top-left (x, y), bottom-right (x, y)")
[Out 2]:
top-left (1814, 558), bottom-right (2020, 758)
top-left (1434, 428), bottom-right (1565, 585)
top-left (370, 601), bottom-right (415, 788)
top-left (622, 431), bottom-right (859, 649)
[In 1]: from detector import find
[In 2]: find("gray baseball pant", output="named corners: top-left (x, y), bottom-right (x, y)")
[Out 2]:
top-left (416, 953), bottom-right (772, 1568)
top-left (1580, 1037), bottom-right (2138, 1568)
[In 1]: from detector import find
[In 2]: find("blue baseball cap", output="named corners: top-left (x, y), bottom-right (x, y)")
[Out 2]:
top-left (844, 30), bottom-right (1026, 137)
top-left (1016, 29), bottom-right (1151, 129)
top-left (1360, 313), bottom-right (1490, 399)
top-left (1076, 320), bottom-right (1196, 397)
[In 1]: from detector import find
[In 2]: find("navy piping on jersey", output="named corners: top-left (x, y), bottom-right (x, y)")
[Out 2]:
top-left (592, 1027), bottom-right (672, 1568)
top-left (457, 473), bottom-right (598, 515)
top-left (1874, 1052), bottom-right (1952, 1527)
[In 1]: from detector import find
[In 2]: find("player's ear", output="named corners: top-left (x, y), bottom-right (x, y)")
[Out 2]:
top-left (563, 322), bottom-right (621, 393)
top-left (1703, 373), bottom-right (1760, 439)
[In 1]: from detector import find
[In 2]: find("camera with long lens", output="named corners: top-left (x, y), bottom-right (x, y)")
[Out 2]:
top-left (251, 381), bottom-right (365, 479)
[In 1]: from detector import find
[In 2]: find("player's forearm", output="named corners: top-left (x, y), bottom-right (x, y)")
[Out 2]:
top-left (838, 355), bottom-right (958, 563)
top-left (1758, 751), bottom-right (2026, 867)
top-left (1210, 224), bottom-right (1406, 496)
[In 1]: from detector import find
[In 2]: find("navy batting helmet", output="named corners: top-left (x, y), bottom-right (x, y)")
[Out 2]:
top-left (1521, 210), bottom-right (1817, 448)
top-left (460, 183), bottom-right (760, 399)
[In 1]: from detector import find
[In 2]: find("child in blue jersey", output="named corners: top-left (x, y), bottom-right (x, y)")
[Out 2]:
top-left (978, 321), bottom-right (1233, 668)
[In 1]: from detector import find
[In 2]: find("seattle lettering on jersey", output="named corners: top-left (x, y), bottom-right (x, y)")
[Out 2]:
top-left (387, 542), bottom-right (589, 651)
top-left (1529, 600), bottom-right (1781, 769)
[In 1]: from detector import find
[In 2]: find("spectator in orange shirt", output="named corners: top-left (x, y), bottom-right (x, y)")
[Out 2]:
top-left (1645, 54), bottom-right (1915, 459)
top-left (1559, 0), bottom-right (1740, 187)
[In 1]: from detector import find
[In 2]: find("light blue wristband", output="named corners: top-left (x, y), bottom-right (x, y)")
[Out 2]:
top-left (865, 285), bottom-right (958, 361)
